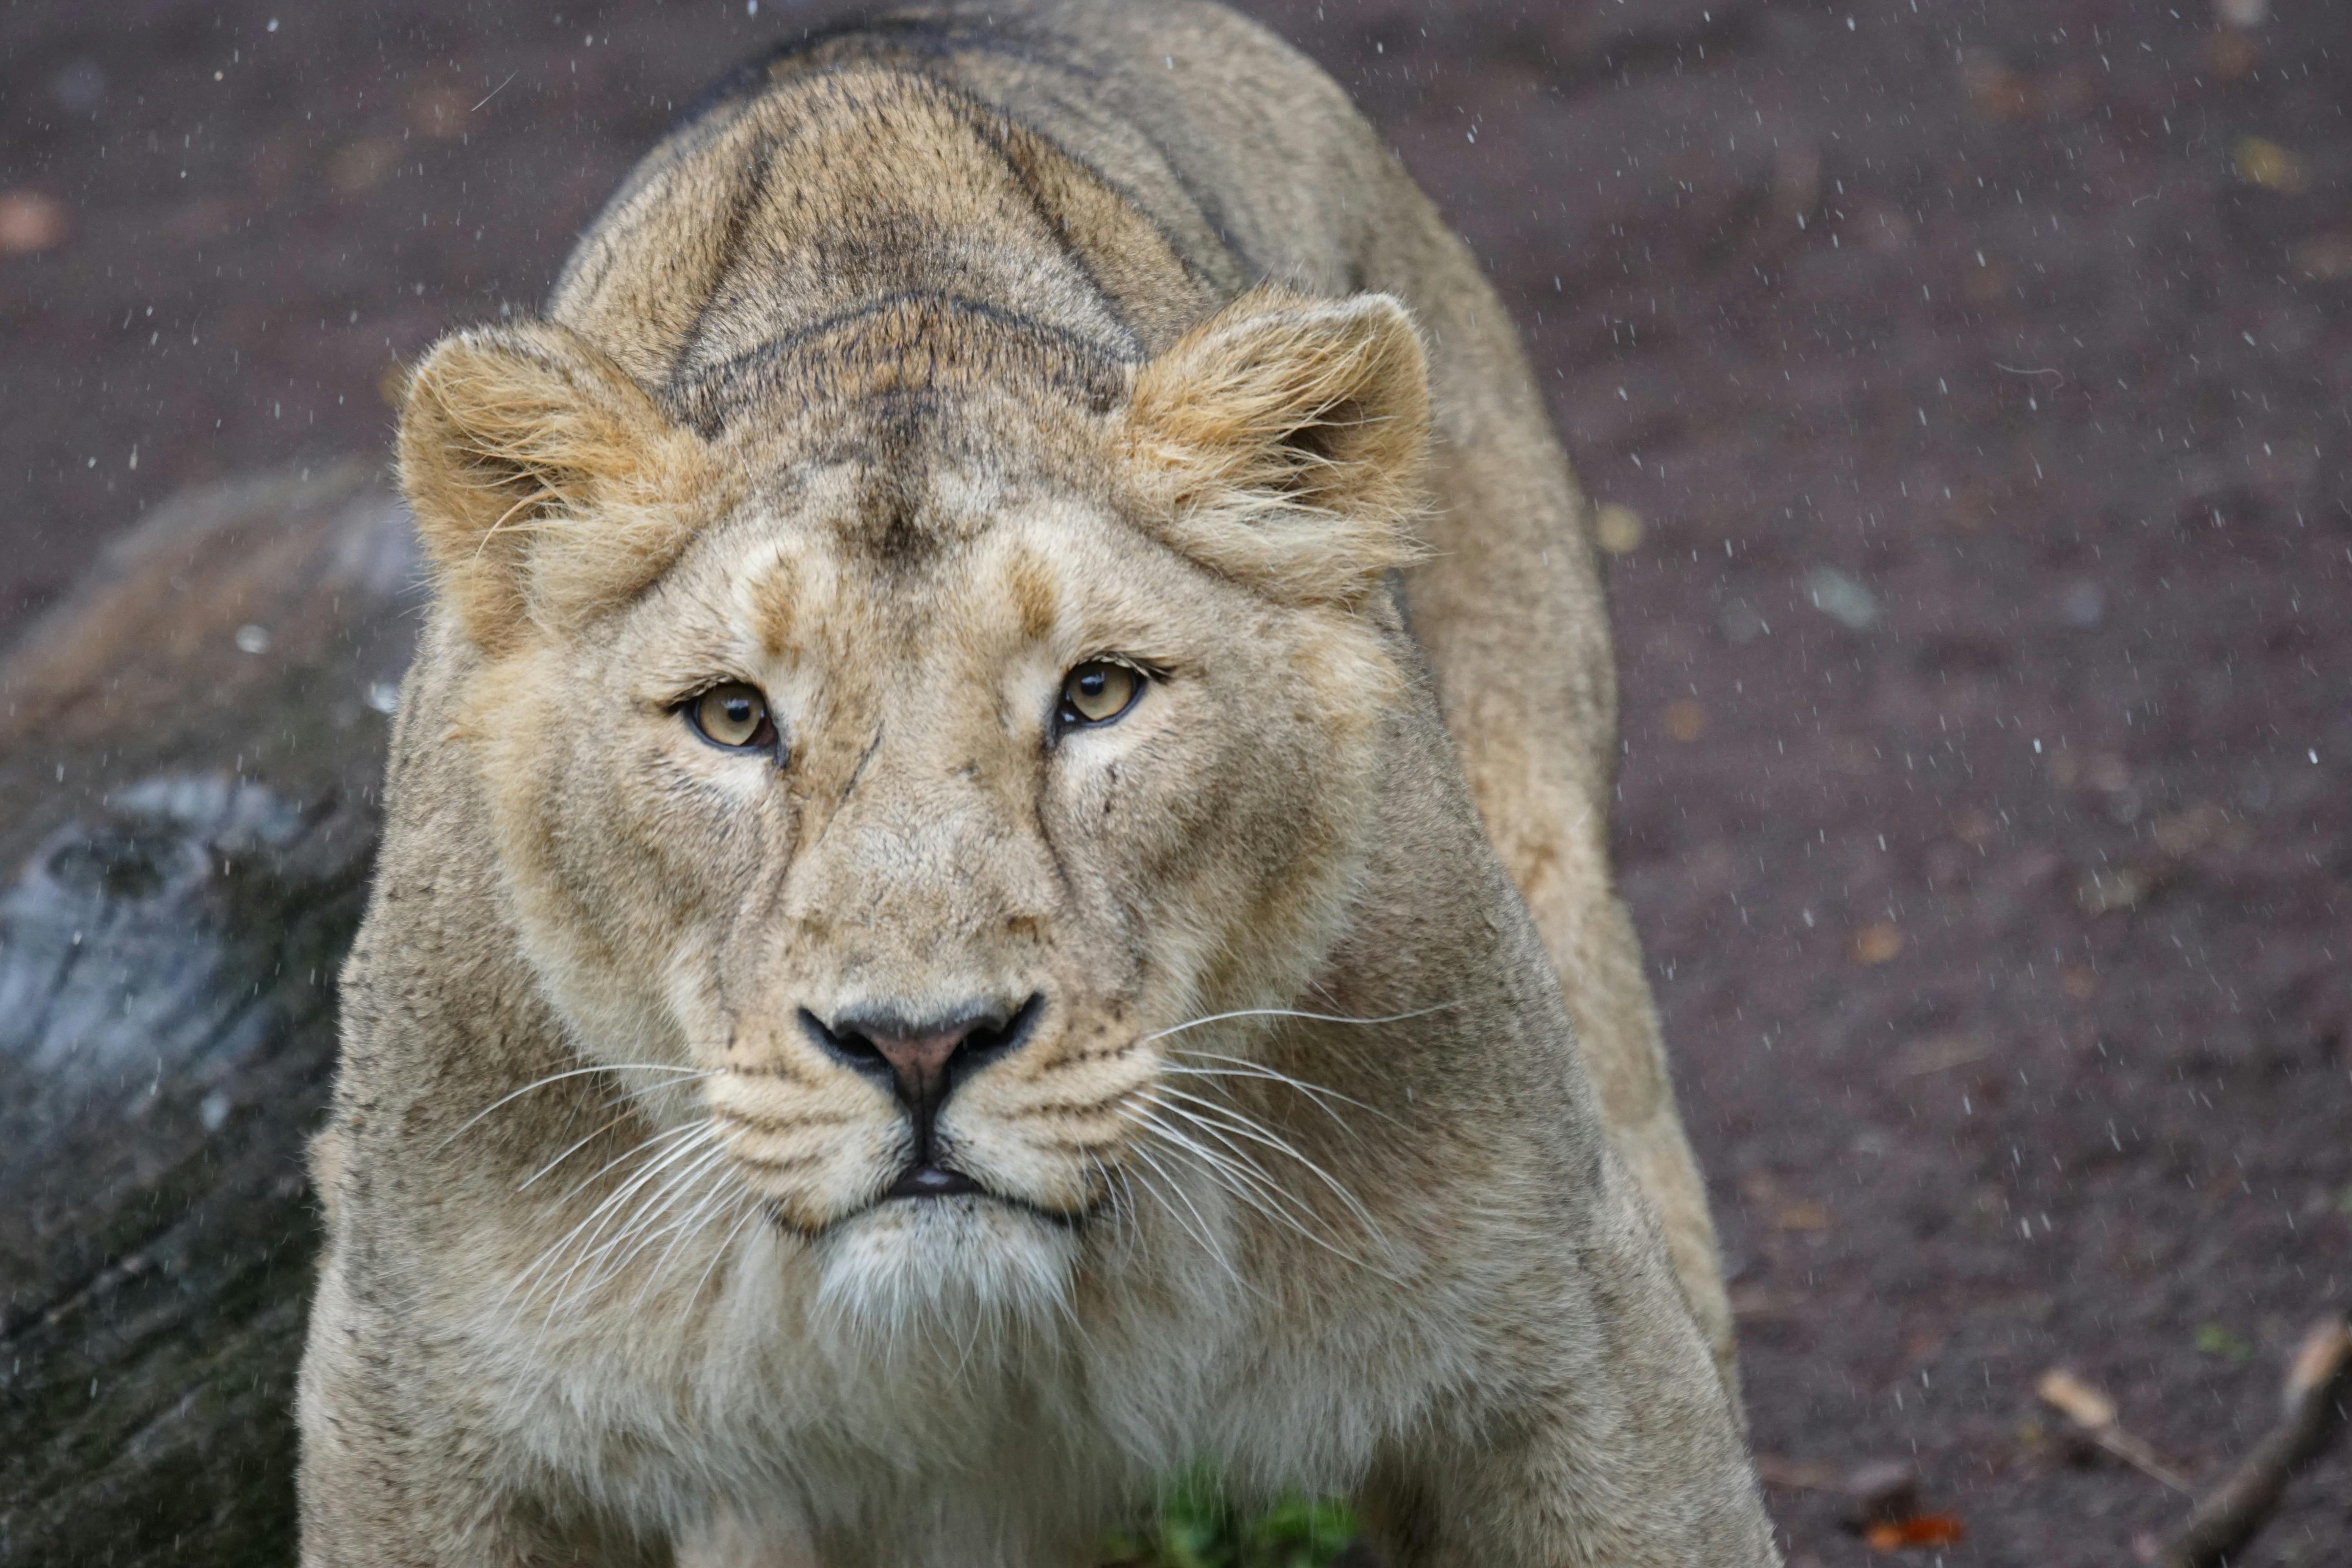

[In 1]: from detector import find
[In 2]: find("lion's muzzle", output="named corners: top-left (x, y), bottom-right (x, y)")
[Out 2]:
top-left (798, 993), bottom-right (1045, 1198)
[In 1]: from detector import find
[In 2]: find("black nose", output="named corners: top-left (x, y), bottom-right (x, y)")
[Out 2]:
top-left (800, 994), bottom-right (1044, 1161)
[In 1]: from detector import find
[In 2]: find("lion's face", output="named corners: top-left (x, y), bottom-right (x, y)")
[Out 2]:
top-left (399, 289), bottom-right (1427, 1315)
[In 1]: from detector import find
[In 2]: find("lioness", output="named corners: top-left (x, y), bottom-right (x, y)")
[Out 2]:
top-left (297, 2), bottom-right (1771, 1563)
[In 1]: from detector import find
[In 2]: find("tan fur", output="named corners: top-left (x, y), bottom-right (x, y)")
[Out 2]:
top-left (299, 4), bottom-right (1767, 1564)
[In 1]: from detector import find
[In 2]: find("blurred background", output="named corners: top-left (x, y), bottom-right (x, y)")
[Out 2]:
top-left (3, 0), bottom-right (2348, 1563)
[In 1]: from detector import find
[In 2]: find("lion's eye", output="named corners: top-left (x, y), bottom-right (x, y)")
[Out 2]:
top-left (686, 682), bottom-right (777, 751)
top-left (1058, 661), bottom-right (1142, 730)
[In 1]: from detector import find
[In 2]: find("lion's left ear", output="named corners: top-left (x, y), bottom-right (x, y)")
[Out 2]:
top-left (1119, 287), bottom-right (1429, 606)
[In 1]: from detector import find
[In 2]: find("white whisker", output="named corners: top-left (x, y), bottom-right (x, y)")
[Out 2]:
top-left (1116, 1130), bottom-right (1245, 1292)
top-left (517, 1114), bottom-right (633, 1193)
top-left (505, 1123), bottom-right (710, 1315)
top-left (624, 1155), bottom-right (755, 1310)
top-left (1129, 1096), bottom-right (1378, 1272)
top-left (1142, 1084), bottom-right (1383, 1238)
top-left (1138, 1001), bottom-right (1460, 1045)
top-left (680, 1200), bottom-right (765, 1330)
top-left (1129, 1102), bottom-right (1332, 1255)
top-left (544, 1137), bottom-right (728, 1312)
top-left (1158, 1058), bottom-right (1383, 1131)
top-left (436, 1063), bottom-right (713, 1151)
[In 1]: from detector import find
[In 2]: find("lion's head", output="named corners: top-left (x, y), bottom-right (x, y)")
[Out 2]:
top-left (397, 286), bottom-right (1428, 1321)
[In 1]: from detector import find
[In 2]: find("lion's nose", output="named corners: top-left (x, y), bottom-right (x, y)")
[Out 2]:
top-left (801, 995), bottom-right (1044, 1125)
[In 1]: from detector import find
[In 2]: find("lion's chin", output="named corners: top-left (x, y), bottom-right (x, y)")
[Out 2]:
top-left (808, 1194), bottom-right (1080, 1340)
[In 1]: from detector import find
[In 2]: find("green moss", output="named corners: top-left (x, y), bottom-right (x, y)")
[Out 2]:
top-left (1103, 1473), bottom-right (1359, 1568)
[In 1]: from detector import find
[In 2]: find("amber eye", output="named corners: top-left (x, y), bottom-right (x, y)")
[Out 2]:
top-left (686, 682), bottom-right (778, 752)
top-left (1057, 660), bottom-right (1142, 730)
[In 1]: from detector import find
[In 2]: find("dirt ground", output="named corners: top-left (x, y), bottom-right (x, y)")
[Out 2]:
top-left (5, 0), bottom-right (2349, 1561)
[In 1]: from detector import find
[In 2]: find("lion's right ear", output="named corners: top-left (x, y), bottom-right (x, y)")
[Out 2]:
top-left (397, 322), bottom-right (715, 652)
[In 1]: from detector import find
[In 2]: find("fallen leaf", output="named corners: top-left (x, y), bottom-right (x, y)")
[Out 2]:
top-left (1740, 1171), bottom-right (1833, 1233)
top-left (1864, 1514), bottom-right (1965, 1551)
top-left (1851, 923), bottom-right (1903, 964)
top-left (0, 190), bottom-right (67, 255)
top-left (1664, 699), bottom-right (1706, 743)
top-left (1893, 1034), bottom-right (1986, 1076)
top-left (2037, 1367), bottom-right (2117, 1430)
top-left (1772, 1199), bottom-right (1831, 1232)
top-left (2234, 135), bottom-right (2306, 194)
top-left (2076, 866), bottom-right (2155, 916)
top-left (1593, 503), bottom-right (1643, 555)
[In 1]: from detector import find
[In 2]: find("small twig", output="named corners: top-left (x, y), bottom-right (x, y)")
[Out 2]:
top-left (2157, 1314), bottom-right (2352, 1568)
top-left (2036, 1368), bottom-right (2195, 1492)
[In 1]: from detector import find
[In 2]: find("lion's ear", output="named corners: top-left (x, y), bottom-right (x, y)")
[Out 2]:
top-left (397, 322), bottom-right (715, 652)
top-left (1120, 287), bottom-right (1429, 605)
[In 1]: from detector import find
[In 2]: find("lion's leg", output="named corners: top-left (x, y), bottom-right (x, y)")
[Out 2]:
top-left (1398, 357), bottom-right (1738, 1400)
top-left (1343, 1163), bottom-right (1775, 1566)
top-left (298, 1264), bottom-right (659, 1568)
top-left (1355, 1404), bottom-right (1778, 1568)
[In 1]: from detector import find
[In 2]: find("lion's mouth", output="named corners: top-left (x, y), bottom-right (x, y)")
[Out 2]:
top-left (883, 1160), bottom-right (984, 1199)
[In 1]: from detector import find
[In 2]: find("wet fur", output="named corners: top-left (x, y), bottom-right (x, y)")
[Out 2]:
top-left (298, 3), bottom-right (1769, 1564)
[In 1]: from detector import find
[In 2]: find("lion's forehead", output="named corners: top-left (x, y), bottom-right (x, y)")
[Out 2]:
top-left (660, 484), bottom-right (1157, 674)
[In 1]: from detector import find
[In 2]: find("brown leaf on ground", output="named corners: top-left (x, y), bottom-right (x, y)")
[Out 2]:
top-left (0, 190), bottom-right (67, 255)
top-left (1864, 1514), bottom-right (1966, 1551)
top-left (1851, 923), bottom-right (1904, 964)
top-left (1741, 1172), bottom-right (1832, 1232)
